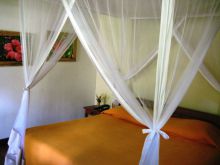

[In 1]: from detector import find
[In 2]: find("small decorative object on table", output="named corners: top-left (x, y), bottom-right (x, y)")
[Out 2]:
top-left (96, 94), bottom-right (106, 106)
top-left (112, 98), bottom-right (121, 108)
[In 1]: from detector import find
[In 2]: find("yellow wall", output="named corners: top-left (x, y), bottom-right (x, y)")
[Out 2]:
top-left (96, 30), bottom-right (220, 116)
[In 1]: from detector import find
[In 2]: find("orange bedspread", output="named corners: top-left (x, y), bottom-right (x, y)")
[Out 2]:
top-left (25, 114), bottom-right (220, 165)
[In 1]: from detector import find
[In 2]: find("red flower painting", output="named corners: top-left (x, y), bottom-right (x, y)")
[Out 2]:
top-left (0, 31), bottom-right (76, 66)
top-left (4, 39), bottom-right (22, 62)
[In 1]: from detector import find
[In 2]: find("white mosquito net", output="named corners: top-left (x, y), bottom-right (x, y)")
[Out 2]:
top-left (62, 0), bottom-right (220, 164)
top-left (5, 0), bottom-right (75, 164)
top-left (5, 0), bottom-right (220, 165)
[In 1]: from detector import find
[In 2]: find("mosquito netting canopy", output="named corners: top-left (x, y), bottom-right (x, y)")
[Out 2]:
top-left (5, 0), bottom-right (220, 165)
top-left (5, 0), bottom-right (76, 164)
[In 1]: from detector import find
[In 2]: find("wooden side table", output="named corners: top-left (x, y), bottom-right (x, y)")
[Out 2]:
top-left (83, 105), bottom-right (100, 117)
top-left (83, 104), bottom-right (110, 117)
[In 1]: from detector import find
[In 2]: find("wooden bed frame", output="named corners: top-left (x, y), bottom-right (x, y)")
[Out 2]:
top-left (173, 106), bottom-right (220, 128)
top-left (137, 98), bottom-right (220, 128)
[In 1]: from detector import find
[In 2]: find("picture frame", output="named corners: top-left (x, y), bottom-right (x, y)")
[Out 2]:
top-left (0, 31), bottom-right (22, 66)
top-left (51, 32), bottom-right (77, 62)
top-left (0, 30), bottom-right (77, 66)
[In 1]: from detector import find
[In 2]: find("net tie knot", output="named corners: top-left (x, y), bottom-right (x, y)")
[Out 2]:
top-left (142, 128), bottom-right (169, 139)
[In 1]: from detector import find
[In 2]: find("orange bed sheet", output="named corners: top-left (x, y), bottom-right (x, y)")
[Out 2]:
top-left (25, 114), bottom-right (220, 165)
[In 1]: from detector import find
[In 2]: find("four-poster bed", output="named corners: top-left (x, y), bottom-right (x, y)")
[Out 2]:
top-left (4, 0), bottom-right (220, 165)
top-left (24, 107), bottom-right (220, 165)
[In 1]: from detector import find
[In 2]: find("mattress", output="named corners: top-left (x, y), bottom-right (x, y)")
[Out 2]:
top-left (25, 111), bottom-right (220, 165)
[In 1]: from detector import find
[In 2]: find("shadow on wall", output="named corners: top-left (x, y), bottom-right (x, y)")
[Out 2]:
top-left (218, 102), bottom-right (220, 115)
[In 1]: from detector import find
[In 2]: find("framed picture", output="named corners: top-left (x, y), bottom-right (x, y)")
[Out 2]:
top-left (0, 31), bottom-right (22, 66)
top-left (0, 30), bottom-right (77, 66)
top-left (51, 32), bottom-right (77, 62)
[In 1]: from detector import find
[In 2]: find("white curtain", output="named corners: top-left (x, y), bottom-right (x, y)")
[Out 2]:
top-left (62, 0), bottom-right (220, 164)
top-left (4, 0), bottom-right (76, 164)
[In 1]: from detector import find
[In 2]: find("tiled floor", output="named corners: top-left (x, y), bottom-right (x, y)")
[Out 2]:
top-left (0, 139), bottom-right (8, 165)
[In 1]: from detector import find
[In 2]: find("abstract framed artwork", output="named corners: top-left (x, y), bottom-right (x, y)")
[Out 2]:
top-left (0, 30), bottom-right (77, 66)
top-left (51, 32), bottom-right (77, 62)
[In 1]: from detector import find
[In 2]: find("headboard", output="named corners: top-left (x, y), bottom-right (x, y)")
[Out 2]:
top-left (136, 98), bottom-right (220, 128)
top-left (173, 106), bottom-right (220, 128)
